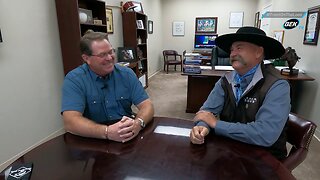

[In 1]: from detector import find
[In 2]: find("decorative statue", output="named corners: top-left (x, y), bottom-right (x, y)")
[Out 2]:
top-left (280, 47), bottom-right (300, 75)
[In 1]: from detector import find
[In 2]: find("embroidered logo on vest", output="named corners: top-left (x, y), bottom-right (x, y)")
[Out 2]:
top-left (244, 97), bottom-right (257, 104)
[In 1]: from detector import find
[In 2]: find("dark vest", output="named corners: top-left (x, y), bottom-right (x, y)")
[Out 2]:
top-left (220, 64), bottom-right (287, 160)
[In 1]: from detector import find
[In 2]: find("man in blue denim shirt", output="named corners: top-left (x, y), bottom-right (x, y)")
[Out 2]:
top-left (62, 32), bottom-right (154, 143)
top-left (190, 27), bottom-right (290, 159)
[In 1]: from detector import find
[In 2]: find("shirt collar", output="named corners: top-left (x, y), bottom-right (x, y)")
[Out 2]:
top-left (86, 63), bottom-right (114, 81)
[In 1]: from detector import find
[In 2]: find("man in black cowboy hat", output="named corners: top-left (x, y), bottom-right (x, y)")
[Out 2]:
top-left (190, 26), bottom-right (291, 160)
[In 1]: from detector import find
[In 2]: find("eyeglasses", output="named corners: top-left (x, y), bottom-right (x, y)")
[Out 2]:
top-left (91, 48), bottom-right (115, 58)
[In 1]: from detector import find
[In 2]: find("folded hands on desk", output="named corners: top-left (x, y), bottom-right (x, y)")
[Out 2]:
top-left (190, 110), bottom-right (218, 144)
top-left (107, 116), bottom-right (142, 143)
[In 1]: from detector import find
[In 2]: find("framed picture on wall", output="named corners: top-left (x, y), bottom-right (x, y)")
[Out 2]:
top-left (106, 8), bottom-right (114, 34)
top-left (273, 30), bottom-right (284, 44)
top-left (148, 20), bottom-right (153, 34)
top-left (254, 12), bottom-right (260, 28)
top-left (195, 17), bottom-right (218, 33)
top-left (0, 28), bottom-right (2, 42)
top-left (172, 21), bottom-right (185, 36)
top-left (229, 12), bottom-right (244, 28)
top-left (303, 5), bottom-right (320, 45)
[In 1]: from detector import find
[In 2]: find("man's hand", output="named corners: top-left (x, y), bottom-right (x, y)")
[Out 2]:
top-left (194, 111), bottom-right (218, 128)
top-left (190, 126), bottom-right (209, 144)
top-left (107, 116), bottom-right (141, 143)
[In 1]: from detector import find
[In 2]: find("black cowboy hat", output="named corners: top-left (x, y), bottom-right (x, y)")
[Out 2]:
top-left (215, 26), bottom-right (285, 59)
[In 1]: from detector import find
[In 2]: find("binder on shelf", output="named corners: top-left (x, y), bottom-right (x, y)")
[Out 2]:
top-left (183, 65), bottom-right (201, 74)
top-left (184, 58), bottom-right (202, 65)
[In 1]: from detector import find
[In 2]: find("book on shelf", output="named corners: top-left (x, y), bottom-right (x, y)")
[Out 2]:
top-left (184, 59), bottom-right (202, 65)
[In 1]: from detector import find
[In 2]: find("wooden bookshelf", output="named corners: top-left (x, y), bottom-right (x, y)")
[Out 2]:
top-left (122, 11), bottom-right (148, 87)
top-left (55, 0), bottom-right (107, 74)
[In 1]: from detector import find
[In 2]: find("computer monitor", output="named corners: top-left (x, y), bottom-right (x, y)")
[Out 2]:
top-left (194, 34), bottom-right (218, 49)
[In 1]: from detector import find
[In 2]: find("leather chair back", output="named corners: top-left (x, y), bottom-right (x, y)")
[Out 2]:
top-left (211, 46), bottom-right (231, 66)
top-left (162, 50), bottom-right (183, 73)
top-left (163, 50), bottom-right (179, 59)
top-left (282, 112), bottom-right (317, 171)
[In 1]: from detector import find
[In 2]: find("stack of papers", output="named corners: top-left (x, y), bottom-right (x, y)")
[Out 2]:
top-left (200, 66), bottom-right (212, 70)
top-left (185, 53), bottom-right (201, 56)
top-left (275, 66), bottom-right (305, 73)
top-left (214, 66), bottom-right (234, 71)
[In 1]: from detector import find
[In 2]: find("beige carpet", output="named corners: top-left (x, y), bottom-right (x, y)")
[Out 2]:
top-left (146, 71), bottom-right (195, 120)
top-left (147, 70), bottom-right (320, 180)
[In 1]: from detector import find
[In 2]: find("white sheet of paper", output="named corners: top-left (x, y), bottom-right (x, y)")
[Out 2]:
top-left (154, 125), bottom-right (191, 137)
top-left (200, 66), bottom-right (212, 70)
top-left (185, 53), bottom-right (201, 56)
top-left (214, 65), bottom-right (234, 71)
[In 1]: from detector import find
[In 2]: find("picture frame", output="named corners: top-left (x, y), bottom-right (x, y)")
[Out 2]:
top-left (136, 20), bottom-right (144, 29)
top-left (132, 1), bottom-right (144, 14)
top-left (195, 17), bottom-right (218, 33)
top-left (273, 30), bottom-right (285, 44)
top-left (118, 47), bottom-right (136, 62)
top-left (258, 19), bottom-right (261, 28)
top-left (229, 12), bottom-right (244, 28)
top-left (78, 8), bottom-right (93, 24)
top-left (303, 5), bottom-right (320, 45)
top-left (106, 8), bottom-right (114, 34)
top-left (148, 20), bottom-right (153, 34)
top-left (254, 12), bottom-right (260, 28)
top-left (172, 21), bottom-right (185, 36)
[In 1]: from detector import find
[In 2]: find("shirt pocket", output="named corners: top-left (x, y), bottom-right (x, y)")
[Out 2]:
top-left (86, 96), bottom-right (104, 121)
top-left (116, 94), bottom-right (132, 115)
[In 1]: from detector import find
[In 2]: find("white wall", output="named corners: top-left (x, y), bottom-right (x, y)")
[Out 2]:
top-left (161, 0), bottom-right (258, 54)
top-left (106, 0), bottom-right (162, 76)
top-left (259, 0), bottom-right (320, 137)
top-left (0, 0), bottom-right (65, 171)
top-left (105, 0), bottom-right (124, 48)
top-left (140, 0), bottom-right (163, 76)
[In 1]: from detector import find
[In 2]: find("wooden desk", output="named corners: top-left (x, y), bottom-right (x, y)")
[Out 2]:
top-left (0, 117), bottom-right (294, 180)
top-left (183, 69), bottom-right (315, 113)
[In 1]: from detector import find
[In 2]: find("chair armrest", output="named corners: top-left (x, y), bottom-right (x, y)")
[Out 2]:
top-left (281, 148), bottom-right (308, 171)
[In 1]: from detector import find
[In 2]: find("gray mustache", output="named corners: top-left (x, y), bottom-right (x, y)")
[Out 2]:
top-left (230, 56), bottom-right (247, 65)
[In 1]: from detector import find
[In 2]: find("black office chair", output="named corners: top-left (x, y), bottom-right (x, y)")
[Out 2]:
top-left (211, 46), bottom-right (231, 66)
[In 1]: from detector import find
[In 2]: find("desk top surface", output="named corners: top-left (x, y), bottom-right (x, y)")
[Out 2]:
top-left (183, 69), bottom-right (315, 81)
top-left (1, 117), bottom-right (294, 180)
